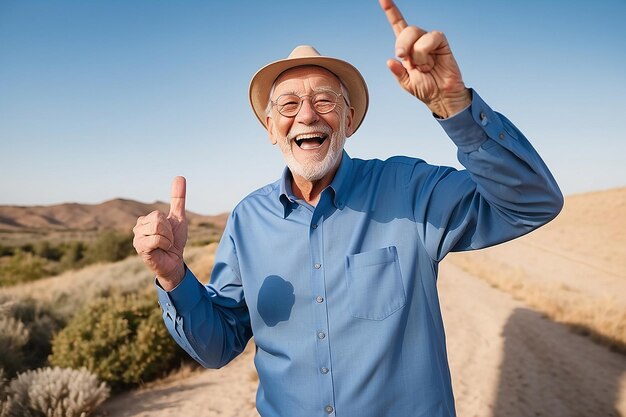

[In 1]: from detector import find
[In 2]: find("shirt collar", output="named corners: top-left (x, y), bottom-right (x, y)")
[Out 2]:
top-left (278, 167), bottom-right (297, 218)
top-left (278, 151), bottom-right (354, 218)
top-left (328, 151), bottom-right (353, 210)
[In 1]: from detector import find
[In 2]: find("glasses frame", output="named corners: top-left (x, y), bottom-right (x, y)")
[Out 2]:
top-left (270, 89), bottom-right (348, 118)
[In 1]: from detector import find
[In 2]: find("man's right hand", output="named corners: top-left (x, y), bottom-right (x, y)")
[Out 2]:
top-left (133, 176), bottom-right (188, 291)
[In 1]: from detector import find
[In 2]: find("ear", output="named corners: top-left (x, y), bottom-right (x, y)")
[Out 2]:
top-left (344, 106), bottom-right (356, 138)
top-left (266, 116), bottom-right (278, 145)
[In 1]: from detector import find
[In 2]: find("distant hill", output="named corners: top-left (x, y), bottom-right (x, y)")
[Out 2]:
top-left (0, 199), bottom-right (228, 233)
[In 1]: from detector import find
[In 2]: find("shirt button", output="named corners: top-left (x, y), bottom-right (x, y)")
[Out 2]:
top-left (314, 263), bottom-right (321, 269)
top-left (311, 223), bottom-right (318, 229)
top-left (316, 296), bottom-right (324, 303)
top-left (480, 111), bottom-right (488, 126)
top-left (318, 331), bottom-right (326, 339)
top-left (321, 367), bottom-right (329, 374)
top-left (498, 132), bottom-right (505, 140)
top-left (325, 405), bottom-right (334, 414)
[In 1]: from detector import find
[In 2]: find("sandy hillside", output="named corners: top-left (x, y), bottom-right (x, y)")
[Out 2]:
top-left (97, 188), bottom-right (626, 416)
top-left (0, 198), bottom-right (228, 238)
top-left (450, 186), bottom-right (626, 304)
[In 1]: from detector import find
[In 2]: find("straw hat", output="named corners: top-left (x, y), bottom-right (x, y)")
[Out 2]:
top-left (249, 45), bottom-right (369, 133)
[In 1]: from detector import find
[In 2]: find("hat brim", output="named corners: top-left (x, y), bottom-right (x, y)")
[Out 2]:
top-left (249, 55), bottom-right (369, 134)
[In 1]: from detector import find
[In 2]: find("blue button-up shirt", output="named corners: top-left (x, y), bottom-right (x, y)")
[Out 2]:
top-left (157, 90), bottom-right (563, 417)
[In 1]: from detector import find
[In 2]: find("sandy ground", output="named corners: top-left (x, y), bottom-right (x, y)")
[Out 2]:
top-left (97, 260), bottom-right (626, 417)
top-left (97, 342), bottom-right (258, 417)
top-left (98, 188), bottom-right (626, 416)
top-left (440, 262), bottom-right (626, 417)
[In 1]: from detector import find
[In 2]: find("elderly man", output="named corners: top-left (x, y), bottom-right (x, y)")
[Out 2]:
top-left (133, 1), bottom-right (563, 416)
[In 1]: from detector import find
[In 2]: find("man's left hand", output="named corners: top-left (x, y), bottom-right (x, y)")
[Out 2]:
top-left (380, 0), bottom-right (471, 118)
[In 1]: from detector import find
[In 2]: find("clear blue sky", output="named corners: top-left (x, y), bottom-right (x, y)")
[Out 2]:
top-left (1, 0), bottom-right (625, 215)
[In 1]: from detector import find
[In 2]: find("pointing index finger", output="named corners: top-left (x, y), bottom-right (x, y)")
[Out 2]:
top-left (169, 176), bottom-right (186, 220)
top-left (379, 0), bottom-right (408, 37)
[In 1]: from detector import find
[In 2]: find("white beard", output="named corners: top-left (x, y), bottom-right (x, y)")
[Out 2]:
top-left (279, 120), bottom-right (347, 182)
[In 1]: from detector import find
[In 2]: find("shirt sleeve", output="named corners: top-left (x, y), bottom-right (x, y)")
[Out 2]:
top-left (409, 89), bottom-right (564, 261)
top-left (156, 215), bottom-right (253, 368)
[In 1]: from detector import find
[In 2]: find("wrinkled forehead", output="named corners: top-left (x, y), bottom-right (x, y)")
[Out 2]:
top-left (272, 65), bottom-right (342, 95)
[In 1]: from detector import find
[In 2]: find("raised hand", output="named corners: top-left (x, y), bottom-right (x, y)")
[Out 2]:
top-left (379, 0), bottom-right (471, 118)
top-left (133, 176), bottom-right (188, 290)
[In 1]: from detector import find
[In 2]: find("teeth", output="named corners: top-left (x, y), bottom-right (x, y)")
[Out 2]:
top-left (295, 133), bottom-right (326, 140)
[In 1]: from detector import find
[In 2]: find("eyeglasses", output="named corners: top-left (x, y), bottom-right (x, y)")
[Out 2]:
top-left (271, 90), bottom-right (346, 117)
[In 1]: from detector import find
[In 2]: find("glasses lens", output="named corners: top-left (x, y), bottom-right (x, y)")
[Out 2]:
top-left (312, 91), bottom-right (338, 114)
top-left (276, 94), bottom-right (301, 117)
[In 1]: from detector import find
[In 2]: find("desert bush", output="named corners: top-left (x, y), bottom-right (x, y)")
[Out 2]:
top-left (10, 299), bottom-right (64, 374)
top-left (0, 250), bottom-right (52, 286)
top-left (0, 241), bottom-right (83, 287)
top-left (0, 232), bottom-right (135, 287)
top-left (58, 241), bottom-right (85, 270)
top-left (49, 291), bottom-right (186, 390)
top-left (0, 369), bottom-right (9, 417)
top-left (0, 297), bottom-right (64, 378)
top-left (0, 245), bottom-right (14, 258)
top-left (19, 243), bottom-right (35, 254)
top-left (0, 316), bottom-right (29, 377)
top-left (0, 367), bottom-right (109, 417)
top-left (83, 231), bottom-right (134, 264)
top-left (33, 242), bottom-right (63, 263)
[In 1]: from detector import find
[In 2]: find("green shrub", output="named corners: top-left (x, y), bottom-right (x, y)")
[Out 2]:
top-left (0, 250), bottom-right (51, 286)
top-left (0, 245), bottom-right (14, 258)
top-left (0, 297), bottom-right (64, 378)
top-left (49, 291), bottom-right (186, 390)
top-left (0, 367), bottom-right (109, 417)
top-left (33, 242), bottom-right (63, 262)
top-left (19, 244), bottom-right (34, 254)
top-left (83, 231), bottom-right (134, 264)
top-left (0, 232), bottom-right (136, 287)
top-left (58, 241), bottom-right (85, 270)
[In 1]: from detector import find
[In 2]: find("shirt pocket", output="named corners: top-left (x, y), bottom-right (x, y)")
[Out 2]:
top-left (345, 246), bottom-right (406, 320)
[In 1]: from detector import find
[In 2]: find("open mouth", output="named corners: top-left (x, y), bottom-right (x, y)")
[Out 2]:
top-left (294, 133), bottom-right (328, 150)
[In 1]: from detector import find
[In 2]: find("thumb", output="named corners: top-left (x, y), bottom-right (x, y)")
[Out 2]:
top-left (386, 58), bottom-right (411, 90)
top-left (168, 176), bottom-right (187, 220)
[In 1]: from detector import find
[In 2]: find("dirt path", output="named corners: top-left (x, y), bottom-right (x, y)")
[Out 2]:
top-left (97, 343), bottom-right (258, 417)
top-left (98, 262), bottom-right (626, 416)
top-left (440, 262), bottom-right (626, 417)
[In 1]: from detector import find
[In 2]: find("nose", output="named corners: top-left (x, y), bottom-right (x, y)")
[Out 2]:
top-left (294, 97), bottom-right (319, 125)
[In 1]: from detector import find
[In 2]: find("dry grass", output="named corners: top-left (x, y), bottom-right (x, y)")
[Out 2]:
top-left (0, 243), bottom-right (219, 320)
top-left (448, 252), bottom-right (626, 354)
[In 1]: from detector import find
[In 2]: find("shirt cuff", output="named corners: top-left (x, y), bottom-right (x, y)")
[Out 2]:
top-left (155, 265), bottom-right (204, 316)
top-left (436, 89), bottom-right (506, 153)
